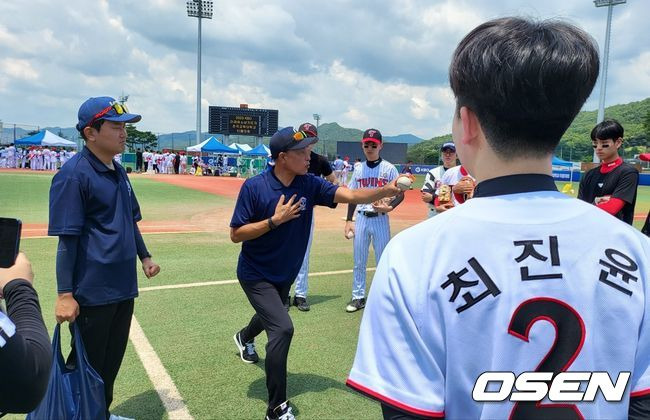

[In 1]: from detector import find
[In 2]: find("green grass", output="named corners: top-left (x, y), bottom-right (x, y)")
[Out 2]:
top-left (0, 172), bottom-right (229, 224)
top-left (9, 230), bottom-right (377, 420)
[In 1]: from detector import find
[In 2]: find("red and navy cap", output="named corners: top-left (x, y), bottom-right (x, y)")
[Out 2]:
top-left (362, 128), bottom-right (382, 144)
top-left (298, 122), bottom-right (318, 136)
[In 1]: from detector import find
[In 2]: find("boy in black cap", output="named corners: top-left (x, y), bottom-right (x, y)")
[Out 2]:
top-left (344, 129), bottom-right (403, 313)
top-left (230, 126), bottom-right (400, 420)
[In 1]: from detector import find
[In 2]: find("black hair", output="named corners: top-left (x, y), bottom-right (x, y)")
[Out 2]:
top-left (449, 17), bottom-right (600, 159)
top-left (591, 119), bottom-right (624, 141)
top-left (79, 119), bottom-right (106, 141)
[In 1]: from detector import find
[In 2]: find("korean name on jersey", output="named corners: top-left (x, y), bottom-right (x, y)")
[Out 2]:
top-left (348, 190), bottom-right (650, 419)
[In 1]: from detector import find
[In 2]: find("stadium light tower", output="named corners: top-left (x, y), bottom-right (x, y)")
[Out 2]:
top-left (187, 0), bottom-right (213, 145)
top-left (313, 113), bottom-right (321, 153)
top-left (592, 0), bottom-right (626, 162)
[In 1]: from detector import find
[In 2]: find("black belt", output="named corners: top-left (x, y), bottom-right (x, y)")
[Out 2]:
top-left (358, 211), bottom-right (385, 217)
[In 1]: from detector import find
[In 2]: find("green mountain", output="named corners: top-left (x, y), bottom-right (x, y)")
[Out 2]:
top-left (407, 98), bottom-right (650, 165)
top-left (314, 122), bottom-right (423, 157)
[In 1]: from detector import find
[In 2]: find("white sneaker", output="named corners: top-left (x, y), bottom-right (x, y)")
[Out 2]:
top-left (109, 414), bottom-right (135, 420)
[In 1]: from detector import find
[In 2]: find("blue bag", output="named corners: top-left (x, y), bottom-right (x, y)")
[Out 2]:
top-left (26, 323), bottom-right (106, 420)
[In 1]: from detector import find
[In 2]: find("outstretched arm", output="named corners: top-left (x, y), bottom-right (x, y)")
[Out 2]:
top-left (334, 181), bottom-right (400, 204)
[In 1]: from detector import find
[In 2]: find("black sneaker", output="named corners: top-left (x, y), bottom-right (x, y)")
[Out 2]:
top-left (345, 298), bottom-right (366, 313)
top-left (233, 331), bottom-right (259, 364)
top-left (265, 401), bottom-right (295, 420)
top-left (292, 296), bottom-right (310, 312)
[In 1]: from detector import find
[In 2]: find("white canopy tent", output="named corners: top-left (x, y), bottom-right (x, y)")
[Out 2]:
top-left (185, 138), bottom-right (210, 152)
top-left (231, 143), bottom-right (252, 152)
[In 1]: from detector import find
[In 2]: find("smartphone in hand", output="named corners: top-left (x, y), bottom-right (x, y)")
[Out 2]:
top-left (0, 218), bottom-right (21, 268)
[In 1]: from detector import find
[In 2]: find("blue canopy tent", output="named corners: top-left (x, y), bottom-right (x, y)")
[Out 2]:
top-left (186, 136), bottom-right (238, 153)
top-left (244, 144), bottom-right (271, 156)
top-left (15, 130), bottom-right (77, 148)
top-left (552, 155), bottom-right (579, 183)
top-left (552, 156), bottom-right (572, 167)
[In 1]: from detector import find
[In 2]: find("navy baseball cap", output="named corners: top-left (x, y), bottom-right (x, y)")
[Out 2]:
top-left (76, 96), bottom-right (142, 131)
top-left (298, 122), bottom-right (318, 136)
top-left (269, 126), bottom-right (319, 158)
top-left (362, 128), bottom-right (382, 144)
top-left (441, 142), bottom-right (456, 152)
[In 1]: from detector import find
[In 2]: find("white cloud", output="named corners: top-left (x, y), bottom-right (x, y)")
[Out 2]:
top-left (0, 59), bottom-right (39, 81)
top-left (0, 0), bottom-right (648, 140)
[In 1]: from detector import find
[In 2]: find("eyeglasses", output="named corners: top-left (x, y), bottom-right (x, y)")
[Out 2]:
top-left (363, 143), bottom-right (378, 149)
top-left (86, 101), bottom-right (130, 128)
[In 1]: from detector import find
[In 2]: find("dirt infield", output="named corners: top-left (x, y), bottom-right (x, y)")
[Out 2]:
top-left (148, 173), bottom-right (429, 233)
top-left (17, 171), bottom-right (649, 237)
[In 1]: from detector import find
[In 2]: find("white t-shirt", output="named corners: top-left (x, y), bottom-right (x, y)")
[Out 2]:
top-left (348, 175), bottom-right (650, 419)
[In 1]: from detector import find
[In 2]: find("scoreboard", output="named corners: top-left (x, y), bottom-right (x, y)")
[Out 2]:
top-left (209, 106), bottom-right (278, 136)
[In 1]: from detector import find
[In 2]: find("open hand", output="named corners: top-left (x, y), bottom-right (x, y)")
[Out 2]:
top-left (381, 180), bottom-right (401, 198)
top-left (272, 194), bottom-right (302, 225)
top-left (372, 198), bottom-right (394, 213)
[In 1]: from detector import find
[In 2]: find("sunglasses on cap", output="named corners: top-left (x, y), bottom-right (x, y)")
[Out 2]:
top-left (363, 143), bottom-right (378, 149)
top-left (293, 130), bottom-right (315, 141)
top-left (86, 101), bottom-right (130, 128)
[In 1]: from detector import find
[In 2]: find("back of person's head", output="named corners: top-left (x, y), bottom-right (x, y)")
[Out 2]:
top-left (591, 119), bottom-right (624, 141)
top-left (449, 17), bottom-right (599, 159)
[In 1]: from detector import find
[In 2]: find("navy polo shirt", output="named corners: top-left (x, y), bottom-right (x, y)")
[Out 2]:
top-left (230, 169), bottom-right (339, 283)
top-left (48, 147), bottom-right (142, 306)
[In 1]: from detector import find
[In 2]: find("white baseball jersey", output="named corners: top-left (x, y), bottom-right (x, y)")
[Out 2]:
top-left (348, 159), bottom-right (399, 213)
top-left (436, 165), bottom-right (475, 207)
top-left (347, 159), bottom-right (399, 299)
top-left (348, 174), bottom-right (650, 419)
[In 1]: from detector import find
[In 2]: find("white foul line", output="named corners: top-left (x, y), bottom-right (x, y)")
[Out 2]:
top-left (129, 316), bottom-right (194, 420)
top-left (129, 266), bottom-right (377, 419)
top-left (138, 267), bottom-right (377, 293)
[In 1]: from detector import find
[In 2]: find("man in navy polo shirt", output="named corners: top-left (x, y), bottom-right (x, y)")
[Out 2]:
top-left (230, 126), bottom-right (400, 420)
top-left (49, 96), bottom-right (160, 420)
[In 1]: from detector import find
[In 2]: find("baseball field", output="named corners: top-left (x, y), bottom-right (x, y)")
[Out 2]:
top-left (1, 170), bottom-right (649, 419)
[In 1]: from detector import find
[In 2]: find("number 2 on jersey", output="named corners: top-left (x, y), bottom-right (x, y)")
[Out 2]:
top-left (508, 297), bottom-right (586, 419)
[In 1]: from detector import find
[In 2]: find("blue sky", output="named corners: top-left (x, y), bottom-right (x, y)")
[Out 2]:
top-left (0, 0), bottom-right (648, 138)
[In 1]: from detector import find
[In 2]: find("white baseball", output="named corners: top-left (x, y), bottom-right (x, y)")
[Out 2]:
top-left (346, 231), bottom-right (354, 239)
top-left (396, 176), bottom-right (412, 191)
